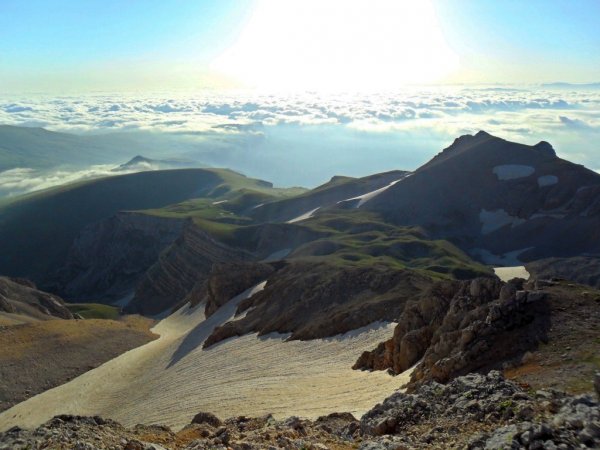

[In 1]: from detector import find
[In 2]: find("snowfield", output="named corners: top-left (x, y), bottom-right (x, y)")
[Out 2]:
top-left (494, 266), bottom-right (530, 282)
top-left (0, 282), bottom-right (404, 432)
top-left (493, 165), bottom-right (535, 180)
top-left (537, 175), bottom-right (558, 187)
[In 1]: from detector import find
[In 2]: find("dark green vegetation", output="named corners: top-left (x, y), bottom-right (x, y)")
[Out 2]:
top-left (138, 177), bottom-right (491, 281)
top-left (66, 303), bottom-right (120, 320)
top-left (287, 210), bottom-right (492, 279)
top-left (0, 168), bottom-right (302, 282)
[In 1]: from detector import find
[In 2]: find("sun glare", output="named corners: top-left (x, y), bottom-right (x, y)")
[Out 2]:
top-left (211, 0), bottom-right (459, 91)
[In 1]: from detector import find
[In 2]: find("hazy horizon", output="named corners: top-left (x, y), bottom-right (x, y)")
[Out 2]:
top-left (1, 1), bottom-right (599, 195)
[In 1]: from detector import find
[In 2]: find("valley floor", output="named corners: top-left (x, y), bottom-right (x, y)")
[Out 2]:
top-left (0, 282), bottom-right (405, 433)
top-left (0, 315), bottom-right (156, 412)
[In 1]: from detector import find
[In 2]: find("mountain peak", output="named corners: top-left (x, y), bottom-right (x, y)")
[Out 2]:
top-left (128, 155), bottom-right (152, 164)
top-left (419, 130), bottom-right (499, 171)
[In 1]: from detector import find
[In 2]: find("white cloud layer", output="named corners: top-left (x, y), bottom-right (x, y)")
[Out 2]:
top-left (1, 85), bottom-right (599, 194)
top-left (1, 86), bottom-right (599, 138)
top-left (0, 165), bottom-right (152, 197)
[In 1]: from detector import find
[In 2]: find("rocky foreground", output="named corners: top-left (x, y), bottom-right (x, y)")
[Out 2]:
top-left (2, 372), bottom-right (598, 450)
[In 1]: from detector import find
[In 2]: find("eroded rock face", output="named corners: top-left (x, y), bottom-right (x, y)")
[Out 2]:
top-left (355, 277), bottom-right (551, 386)
top-left (126, 221), bottom-right (252, 315)
top-left (51, 212), bottom-right (185, 302)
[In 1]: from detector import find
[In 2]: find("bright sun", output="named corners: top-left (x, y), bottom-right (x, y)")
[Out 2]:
top-left (211, 0), bottom-right (459, 91)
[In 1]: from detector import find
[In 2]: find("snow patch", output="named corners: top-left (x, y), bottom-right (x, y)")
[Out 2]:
top-left (263, 248), bottom-right (291, 262)
top-left (530, 211), bottom-right (566, 220)
top-left (494, 266), bottom-right (530, 282)
top-left (537, 175), bottom-right (558, 187)
top-left (479, 209), bottom-right (526, 234)
top-left (287, 207), bottom-right (320, 223)
top-left (493, 165), bottom-right (535, 180)
top-left (338, 176), bottom-right (408, 208)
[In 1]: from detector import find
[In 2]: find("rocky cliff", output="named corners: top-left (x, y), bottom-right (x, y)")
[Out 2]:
top-left (126, 221), bottom-right (253, 315)
top-left (354, 276), bottom-right (600, 390)
top-left (185, 261), bottom-right (278, 315)
top-left (51, 212), bottom-right (184, 302)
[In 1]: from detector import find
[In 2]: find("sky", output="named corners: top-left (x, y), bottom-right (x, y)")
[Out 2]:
top-left (1, 0), bottom-right (599, 92)
top-left (0, 1), bottom-right (599, 195)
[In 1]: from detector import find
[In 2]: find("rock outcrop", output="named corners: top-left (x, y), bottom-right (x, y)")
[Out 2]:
top-left (360, 371), bottom-right (600, 449)
top-left (51, 212), bottom-right (184, 302)
top-left (0, 277), bottom-right (73, 320)
top-left (126, 221), bottom-right (253, 315)
top-left (354, 277), bottom-right (551, 386)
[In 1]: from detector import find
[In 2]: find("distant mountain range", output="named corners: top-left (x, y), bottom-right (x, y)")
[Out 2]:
top-left (1, 130), bottom-right (598, 315)
top-left (113, 155), bottom-right (200, 172)
top-left (0, 125), bottom-right (203, 173)
top-left (541, 81), bottom-right (600, 89)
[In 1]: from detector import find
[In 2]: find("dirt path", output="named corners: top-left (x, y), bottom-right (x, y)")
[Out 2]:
top-left (0, 282), bottom-right (405, 432)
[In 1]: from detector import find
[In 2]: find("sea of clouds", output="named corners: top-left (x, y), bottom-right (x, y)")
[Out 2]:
top-left (1, 85), bottom-right (599, 195)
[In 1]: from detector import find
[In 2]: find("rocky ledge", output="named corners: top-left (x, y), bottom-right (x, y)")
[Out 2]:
top-left (2, 372), bottom-right (598, 449)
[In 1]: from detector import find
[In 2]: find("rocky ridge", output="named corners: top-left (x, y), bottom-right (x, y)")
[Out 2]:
top-left (526, 256), bottom-right (600, 289)
top-left (203, 261), bottom-right (434, 347)
top-left (2, 371), bottom-right (598, 449)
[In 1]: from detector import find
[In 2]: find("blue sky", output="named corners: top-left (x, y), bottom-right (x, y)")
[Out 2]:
top-left (0, 0), bottom-right (599, 92)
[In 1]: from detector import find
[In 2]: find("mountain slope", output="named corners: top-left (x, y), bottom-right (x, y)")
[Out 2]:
top-left (0, 277), bottom-right (73, 324)
top-left (0, 169), bottom-right (266, 284)
top-left (363, 131), bottom-right (600, 261)
top-left (249, 170), bottom-right (408, 223)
